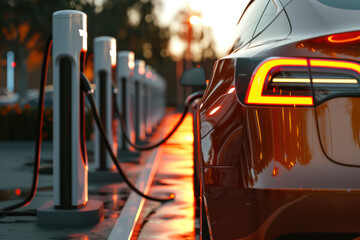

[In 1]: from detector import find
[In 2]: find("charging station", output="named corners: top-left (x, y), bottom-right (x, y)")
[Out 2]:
top-left (134, 59), bottom-right (148, 145)
top-left (94, 36), bottom-right (116, 170)
top-left (151, 70), bottom-right (159, 132)
top-left (151, 71), bottom-right (166, 128)
top-left (158, 75), bottom-right (166, 124)
top-left (116, 51), bottom-right (140, 159)
top-left (38, 10), bottom-right (103, 227)
top-left (144, 65), bottom-right (154, 136)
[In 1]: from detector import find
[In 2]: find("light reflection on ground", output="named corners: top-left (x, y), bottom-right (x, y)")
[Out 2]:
top-left (137, 113), bottom-right (195, 240)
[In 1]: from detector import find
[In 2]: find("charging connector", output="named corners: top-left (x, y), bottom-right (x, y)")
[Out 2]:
top-left (81, 72), bottom-right (175, 202)
top-left (111, 84), bottom-right (204, 151)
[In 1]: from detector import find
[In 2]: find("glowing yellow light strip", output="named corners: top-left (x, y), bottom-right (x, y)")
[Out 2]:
top-left (313, 78), bottom-right (357, 84)
top-left (272, 78), bottom-right (358, 84)
top-left (272, 78), bottom-right (310, 83)
top-left (245, 58), bottom-right (313, 106)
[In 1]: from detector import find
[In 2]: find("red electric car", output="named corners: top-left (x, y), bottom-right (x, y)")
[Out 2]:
top-left (183, 0), bottom-right (360, 239)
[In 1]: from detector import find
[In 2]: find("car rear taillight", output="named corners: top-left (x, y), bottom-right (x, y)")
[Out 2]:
top-left (242, 58), bottom-right (360, 106)
top-left (309, 59), bottom-right (360, 105)
top-left (245, 58), bottom-right (313, 106)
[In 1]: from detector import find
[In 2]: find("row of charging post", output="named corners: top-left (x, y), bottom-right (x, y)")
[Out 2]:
top-left (94, 37), bottom-right (167, 170)
top-left (37, 9), bottom-right (166, 227)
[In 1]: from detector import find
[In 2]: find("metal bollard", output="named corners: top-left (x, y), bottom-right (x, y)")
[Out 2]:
top-left (159, 75), bottom-right (167, 123)
top-left (152, 72), bottom-right (166, 126)
top-left (116, 51), bottom-right (140, 159)
top-left (134, 60), bottom-right (148, 145)
top-left (144, 65), bottom-right (153, 136)
top-left (52, 10), bottom-right (87, 209)
top-left (38, 10), bottom-right (103, 227)
top-left (94, 36), bottom-right (117, 170)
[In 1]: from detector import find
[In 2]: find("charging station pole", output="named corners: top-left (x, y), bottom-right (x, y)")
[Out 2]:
top-left (144, 65), bottom-right (153, 136)
top-left (94, 36), bottom-right (116, 170)
top-left (159, 75), bottom-right (167, 123)
top-left (117, 51), bottom-right (140, 159)
top-left (38, 10), bottom-right (103, 227)
top-left (134, 59), bottom-right (148, 145)
top-left (151, 70), bottom-right (159, 131)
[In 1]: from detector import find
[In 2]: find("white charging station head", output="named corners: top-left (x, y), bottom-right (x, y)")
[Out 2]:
top-left (134, 59), bottom-right (146, 81)
top-left (53, 10), bottom-right (87, 53)
top-left (94, 36), bottom-right (116, 71)
top-left (117, 51), bottom-right (135, 79)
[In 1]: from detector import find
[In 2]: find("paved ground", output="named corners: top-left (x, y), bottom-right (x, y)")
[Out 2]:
top-left (0, 140), bottom-right (133, 240)
top-left (135, 113), bottom-right (197, 240)
top-left (0, 111), bottom-right (198, 239)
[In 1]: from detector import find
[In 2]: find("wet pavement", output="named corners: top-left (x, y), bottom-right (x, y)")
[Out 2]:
top-left (135, 113), bottom-right (197, 240)
top-left (0, 111), bottom-right (198, 239)
top-left (0, 140), bottom-right (133, 240)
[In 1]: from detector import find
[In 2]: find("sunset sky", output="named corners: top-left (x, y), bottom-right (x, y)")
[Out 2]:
top-left (155, 0), bottom-right (249, 58)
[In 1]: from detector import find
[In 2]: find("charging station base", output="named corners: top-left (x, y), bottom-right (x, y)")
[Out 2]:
top-left (37, 200), bottom-right (104, 227)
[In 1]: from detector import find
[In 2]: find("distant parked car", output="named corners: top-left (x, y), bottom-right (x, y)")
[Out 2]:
top-left (18, 86), bottom-right (54, 108)
top-left (18, 85), bottom-right (92, 110)
top-left (0, 88), bottom-right (19, 107)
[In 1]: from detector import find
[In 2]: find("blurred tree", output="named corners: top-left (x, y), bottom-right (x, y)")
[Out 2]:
top-left (0, 0), bottom-right (172, 95)
top-left (169, 8), bottom-right (218, 62)
top-left (0, 0), bottom-right (71, 96)
top-left (91, 0), bottom-right (171, 67)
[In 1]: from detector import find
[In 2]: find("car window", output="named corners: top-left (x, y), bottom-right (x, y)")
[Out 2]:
top-left (254, 0), bottom-right (279, 36)
top-left (317, 0), bottom-right (360, 10)
top-left (232, 0), bottom-right (269, 50)
top-left (249, 10), bottom-right (290, 47)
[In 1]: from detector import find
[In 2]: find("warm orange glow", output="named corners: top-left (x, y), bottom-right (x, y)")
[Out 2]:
top-left (110, 41), bottom-right (117, 67)
top-left (245, 58), bottom-right (313, 106)
top-left (112, 189), bottom-right (118, 209)
top-left (146, 71), bottom-right (152, 79)
top-left (138, 61), bottom-right (146, 75)
top-left (189, 15), bottom-right (201, 25)
top-left (128, 52), bottom-right (135, 70)
top-left (67, 234), bottom-right (89, 240)
top-left (14, 188), bottom-right (21, 196)
top-left (227, 86), bottom-right (235, 94)
top-left (272, 167), bottom-right (278, 177)
top-left (205, 79), bottom-right (209, 85)
top-left (129, 62), bottom-right (135, 70)
top-left (328, 31), bottom-right (360, 43)
top-left (209, 106), bottom-right (221, 115)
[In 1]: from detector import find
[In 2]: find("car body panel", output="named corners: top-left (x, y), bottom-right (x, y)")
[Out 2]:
top-left (316, 97), bottom-right (360, 166)
top-left (195, 0), bottom-right (360, 239)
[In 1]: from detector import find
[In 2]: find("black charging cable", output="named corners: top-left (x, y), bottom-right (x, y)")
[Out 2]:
top-left (81, 72), bottom-right (176, 202)
top-left (112, 85), bottom-right (203, 151)
top-left (0, 36), bottom-right (52, 214)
